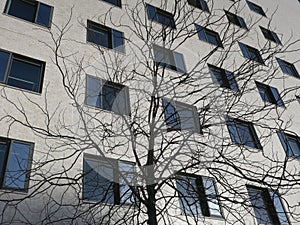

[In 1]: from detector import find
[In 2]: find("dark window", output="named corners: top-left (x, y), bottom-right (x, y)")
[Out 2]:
top-left (224, 10), bottom-right (247, 29)
top-left (0, 49), bottom-right (45, 93)
top-left (102, 0), bottom-right (121, 7)
top-left (247, 186), bottom-right (290, 225)
top-left (256, 82), bottom-right (285, 107)
top-left (195, 24), bottom-right (223, 47)
top-left (277, 131), bottom-right (300, 159)
top-left (4, 0), bottom-right (53, 27)
top-left (162, 98), bottom-right (201, 133)
top-left (146, 4), bottom-right (175, 28)
top-left (260, 27), bottom-right (281, 44)
top-left (187, 0), bottom-right (209, 12)
top-left (239, 42), bottom-right (263, 63)
top-left (83, 155), bottom-right (135, 205)
top-left (208, 64), bottom-right (239, 91)
top-left (86, 75), bottom-right (130, 115)
top-left (246, 0), bottom-right (266, 16)
top-left (0, 137), bottom-right (33, 191)
top-left (153, 45), bottom-right (186, 73)
top-left (276, 58), bottom-right (299, 78)
top-left (87, 20), bottom-right (124, 52)
top-left (227, 117), bottom-right (261, 149)
top-left (176, 174), bottom-right (222, 217)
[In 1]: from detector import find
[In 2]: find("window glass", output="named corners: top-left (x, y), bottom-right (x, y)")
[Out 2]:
top-left (286, 136), bottom-right (300, 156)
top-left (87, 23), bottom-right (110, 48)
top-left (86, 75), bottom-right (101, 107)
top-left (0, 51), bottom-right (10, 82)
top-left (203, 177), bottom-right (221, 217)
top-left (119, 161), bottom-right (135, 205)
top-left (4, 141), bottom-right (31, 189)
top-left (236, 123), bottom-right (256, 148)
top-left (36, 3), bottom-right (52, 27)
top-left (0, 141), bottom-right (9, 184)
top-left (103, 0), bottom-right (121, 7)
top-left (7, 0), bottom-right (36, 22)
top-left (163, 99), bottom-right (181, 130)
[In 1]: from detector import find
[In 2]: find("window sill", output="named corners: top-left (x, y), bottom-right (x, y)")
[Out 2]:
top-left (84, 103), bottom-right (131, 118)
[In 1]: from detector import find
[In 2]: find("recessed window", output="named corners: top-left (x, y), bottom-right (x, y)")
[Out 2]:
top-left (208, 64), bottom-right (239, 91)
top-left (146, 4), bottom-right (175, 29)
top-left (176, 174), bottom-right (222, 217)
top-left (195, 24), bottom-right (223, 47)
top-left (260, 27), bottom-right (281, 45)
top-left (276, 58), bottom-right (299, 78)
top-left (187, 0), bottom-right (209, 12)
top-left (227, 117), bottom-right (261, 149)
top-left (86, 75), bottom-right (130, 115)
top-left (239, 42), bottom-right (263, 63)
top-left (153, 45), bottom-right (186, 73)
top-left (277, 131), bottom-right (300, 159)
top-left (83, 155), bottom-right (135, 205)
top-left (0, 137), bottom-right (33, 191)
top-left (4, 0), bottom-right (53, 27)
top-left (87, 20), bottom-right (124, 52)
top-left (224, 10), bottom-right (247, 29)
top-left (0, 49), bottom-right (45, 93)
top-left (256, 82), bottom-right (285, 107)
top-left (247, 186), bottom-right (290, 225)
top-left (102, 0), bottom-right (121, 7)
top-left (162, 98), bottom-right (200, 133)
top-left (246, 0), bottom-right (266, 16)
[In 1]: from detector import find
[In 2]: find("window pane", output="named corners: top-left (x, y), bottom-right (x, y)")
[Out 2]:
top-left (102, 83), bottom-right (121, 112)
top-left (4, 141), bottom-right (31, 190)
top-left (0, 141), bottom-right (9, 185)
top-left (0, 51), bottom-right (10, 82)
top-left (287, 137), bottom-right (300, 157)
top-left (176, 105), bottom-right (197, 132)
top-left (203, 177), bottom-right (221, 217)
top-left (8, 58), bottom-right (42, 92)
top-left (36, 3), bottom-right (52, 27)
top-left (177, 176), bottom-right (202, 215)
top-left (83, 158), bottom-right (114, 203)
top-left (86, 76), bottom-right (101, 107)
top-left (112, 30), bottom-right (124, 52)
top-left (163, 99), bottom-right (181, 130)
top-left (153, 46), bottom-right (175, 70)
top-left (103, 0), bottom-right (121, 7)
top-left (257, 85), bottom-right (273, 103)
top-left (119, 161), bottom-right (135, 204)
top-left (206, 32), bottom-right (219, 46)
top-left (87, 25), bottom-right (110, 48)
top-left (236, 123), bottom-right (256, 148)
top-left (157, 12), bottom-right (174, 28)
top-left (7, 0), bottom-right (36, 22)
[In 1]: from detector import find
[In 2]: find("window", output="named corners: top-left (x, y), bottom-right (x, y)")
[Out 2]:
top-left (227, 117), bottom-right (262, 149)
top-left (277, 131), bottom-right (300, 159)
top-left (153, 45), bottom-right (186, 73)
top-left (246, 0), bottom-right (266, 16)
top-left (4, 0), bottom-right (53, 27)
top-left (239, 42), bottom-right (263, 63)
top-left (0, 137), bottom-right (33, 191)
top-left (83, 155), bottom-right (135, 205)
top-left (0, 49), bottom-right (45, 93)
top-left (87, 20), bottom-right (124, 52)
top-left (102, 0), bottom-right (121, 7)
top-left (256, 82), bottom-right (285, 107)
top-left (208, 64), bottom-right (239, 91)
top-left (260, 27), bottom-right (281, 45)
top-left (146, 4), bottom-right (175, 28)
top-left (247, 186), bottom-right (290, 225)
top-left (195, 24), bottom-right (223, 47)
top-left (176, 174), bottom-right (222, 217)
top-left (224, 10), bottom-right (247, 29)
top-left (187, 0), bottom-right (209, 12)
top-left (162, 98), bottom-right (201, 133)
top-left (276, 58), bottom-right (299, 78)
top-left (86, 75), bottom-right (130, 115)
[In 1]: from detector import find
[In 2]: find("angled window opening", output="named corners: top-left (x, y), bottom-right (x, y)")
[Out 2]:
top-left (162, 98), bottom-right (201, 133)
top-left (208, 64), bottom-right (239, 91)
top-left (239, 42), bottom-right (263, 63)
top-left (4, 0), bottom-right (53, 27)
top-left (256, 82), bottom-right (285, 107)
top-left (102, 0), bottom-right (121, 7)
top-left (277, 131), bottom-right (300, 159)
top-left (195, 24), bottom-right (223, 48)
top-left (227, 117), bottom-right (262, 149)
top-left (176, 173), bottom-right (222, 217)
top-left (260, 27), bottom-right (281, 45)
top-left (86, 75), bottom-right (130, 115)
top-left (87, 20), bottom-right (125, 52)
top-left (187, 0), bottom-right (209, 12)
top-left (276, 58), bottom-right (299, 78)
top-left (224, 10), bottom-right (247, 29)
top-left (146, 4), bottom-right (175, 29)
top-left (246, 0), bottom-right (266, 16)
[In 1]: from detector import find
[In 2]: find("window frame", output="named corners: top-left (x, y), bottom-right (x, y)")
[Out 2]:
top-left (101, 0), bottom-right (121, 7)
top-left (276, 58), bottom-right (300, 78)
top-left (0, 49), bottom-right (45, 93)
top-left (85, 75), bottom-right (131, 116)
top-left (255, 82), bottom-right (285, 107)
top-left (227, 117), bottom-right (262, 149)
top-left (162, 98), bottom-right (201, 133)
top-left (246, 0), bottom-right (266, 17)
top-left (82, 154), bottom-right (136, 205)
top-left (224, 10), bottom-right (247, 29)
top-left (176, 173), bottom-right (222, 218)
top-left (187, 0), bottom-right (210, 13)
top-left (238, 42), bottom-right (264, 64)
top-left (146, 4), bottom-right (176, 29)
top-left (260, 26), bottom-right (281, 45)
top-left (0, 137), bottom-right (34, 192)
top-left (4, 0), bottom-right (53, 28)
top-left (195, 24), bottom-right (223, 48)
top-left (247, 185), bottom-right (290, 225)
top-left (277, 131), bottom-right (300, 159)
top-left (86, 20), bottom-right (125, 52)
